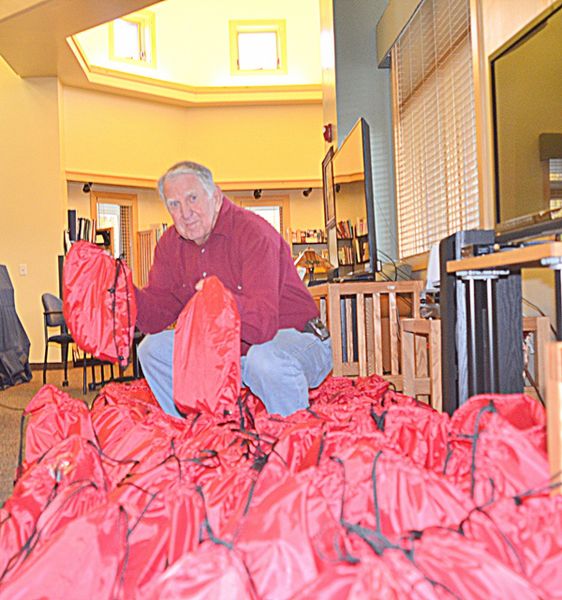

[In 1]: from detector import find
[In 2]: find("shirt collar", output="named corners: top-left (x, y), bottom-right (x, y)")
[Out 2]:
top-left (208, 195), bottom-right (233, 238)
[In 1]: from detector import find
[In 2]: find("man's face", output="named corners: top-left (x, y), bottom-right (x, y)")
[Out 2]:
top-left (164, 173), bottom-right (222, 245)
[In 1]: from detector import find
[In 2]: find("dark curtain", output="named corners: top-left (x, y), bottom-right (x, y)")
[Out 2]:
top-left (0, 265), bottom-right (32, 389)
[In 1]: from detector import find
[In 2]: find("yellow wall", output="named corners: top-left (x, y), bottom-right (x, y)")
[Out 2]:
top-left (62, 85), bottom-right (325, 186)
top-left (76, 0), bottom-right (321, 88)
top-left (289, 189), bottom-right (324, 230)
top-left (67, 181), bottom-right (170, 230)
top-left (0, 58), bottom-right (66, 364)
top-left (319, 0), bottom-right (337, 148)
top-left (0, 68), bottom-right (324, 364)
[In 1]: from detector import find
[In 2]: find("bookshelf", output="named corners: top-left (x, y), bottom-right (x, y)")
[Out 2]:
top-left (291, 228), bottom-right (327, 259)
top-left (336, 218), bottom-right (370, 268)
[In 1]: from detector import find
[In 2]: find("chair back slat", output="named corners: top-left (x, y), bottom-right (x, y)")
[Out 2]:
top-left (42, 293), bottom-right (66, 329)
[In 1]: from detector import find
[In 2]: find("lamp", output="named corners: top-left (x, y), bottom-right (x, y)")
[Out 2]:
top-left (293, 248), bottom-right (333, 284)
top-left (82, 182), bottom-right (93, 193)
top-left (302, 188), bottom-right (312, 197)
top-left (253, 189), bottom-right (262, 199)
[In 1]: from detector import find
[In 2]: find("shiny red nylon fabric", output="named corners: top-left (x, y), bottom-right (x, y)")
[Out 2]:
top-left (0, 374), bottom-right (557, 598)
top-left (410, 527), bottom-right (541, 599)
top-left (0, 435), bottom-right (108, 579)
top-left (173, 276), bottom-right (241, 415)
top-left (108, 461), bottom-right (205, 599)
top-left (63, 240), bottom-right (137, 367)
top-left (22, 384), bottom-right (95, 470)
top-left (0, 504), bottom-right (128, 600)
top-left (147, 543), bottom-right (258, 600)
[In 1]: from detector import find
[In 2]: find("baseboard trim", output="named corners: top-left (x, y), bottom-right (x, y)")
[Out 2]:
top-left (30, 363), bottom-right (65, 371)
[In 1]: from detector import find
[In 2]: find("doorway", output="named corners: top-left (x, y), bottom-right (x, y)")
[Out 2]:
top-left (90, 191), bottom-right (139, 283)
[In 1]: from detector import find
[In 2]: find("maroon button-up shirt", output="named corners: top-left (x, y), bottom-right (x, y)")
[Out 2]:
top-left (135, 197), bottom-right (319, 355)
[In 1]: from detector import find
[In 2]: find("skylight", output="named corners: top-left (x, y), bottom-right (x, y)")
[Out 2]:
top-left (230, 20), bottom-right (287, 74)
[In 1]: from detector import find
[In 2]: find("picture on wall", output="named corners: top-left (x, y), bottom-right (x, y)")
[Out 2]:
top-left (322, 146), bottom-right (336, 230)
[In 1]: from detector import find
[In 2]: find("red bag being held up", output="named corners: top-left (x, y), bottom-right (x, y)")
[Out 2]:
top-left (63, 241), bottom-right (137, 367)
top-left (173, 276), bottom-right (241, 415)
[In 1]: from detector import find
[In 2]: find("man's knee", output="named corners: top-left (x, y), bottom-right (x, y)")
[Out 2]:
top-left (137, 334), bottom-right (156, 365)
top-left (244, 341), bottom-right (300, 385)
top-left (137, 331), bottom-right (173, 367)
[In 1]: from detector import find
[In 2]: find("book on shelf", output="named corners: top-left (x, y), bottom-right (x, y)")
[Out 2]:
top-left (291, 228), bottom-right (326, 244)
top-left (64, 216), bottom-right (97, 254)
top-left (338, 245), bottom-right (354, 265)
top-left (336, 220), bottom-right (353, 239)
top-left (355, 217), bottom-right (368, 236)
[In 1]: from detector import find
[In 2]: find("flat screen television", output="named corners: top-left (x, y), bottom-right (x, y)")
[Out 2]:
top-left (323, 118), bottom-right (378, 278)
top-left (492, 3), bottom-right (562, 243)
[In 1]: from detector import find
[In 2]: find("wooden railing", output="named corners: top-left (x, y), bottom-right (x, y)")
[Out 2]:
top-left (137, 229), bottom-right (156, 288)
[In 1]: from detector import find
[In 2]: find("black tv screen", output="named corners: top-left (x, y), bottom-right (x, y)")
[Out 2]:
top-left (324, 118), bottom-right (377, 278)
top-left (492, 3), bottom-right (562, 242)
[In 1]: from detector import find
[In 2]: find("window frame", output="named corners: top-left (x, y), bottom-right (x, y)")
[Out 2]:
top-left (109, 10), bottom-right (156, 68)
top-left (235, 195), bottom-right (291, 244)
top-left (229, 20), bottom-right (287, 75)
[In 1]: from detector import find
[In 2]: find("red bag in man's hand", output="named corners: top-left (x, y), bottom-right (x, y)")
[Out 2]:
top-left (173, 276), bottom-right (241, 415)
top-left (63, 241), bottom-right (137, 367)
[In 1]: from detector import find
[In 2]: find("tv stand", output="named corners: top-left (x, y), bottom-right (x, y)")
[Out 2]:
top-left (441, 233), bottom-right (562, 414)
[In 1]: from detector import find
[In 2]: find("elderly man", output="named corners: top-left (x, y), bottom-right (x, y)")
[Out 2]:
top-left (136, 161), bottom-right (332, 418)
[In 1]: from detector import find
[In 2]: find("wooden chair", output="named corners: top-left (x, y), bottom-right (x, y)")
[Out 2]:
top-left (546, 342), bottom-right (562, 494)
top-left (309, 280), bottom-right (424, 389)
top-left (523, 316), bottom-right (551, 403)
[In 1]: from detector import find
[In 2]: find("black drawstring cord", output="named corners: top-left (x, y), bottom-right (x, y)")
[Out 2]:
top-left (370, 405), bottom-right (387, 431)
top-left (108, 257), bottom-right (133, 368)
top-left (16, 412), bottom-right (26, 481)
top-left (468, 401), bottom-right (497, 499)
top-left (195, 485), bottom-right (233, 549)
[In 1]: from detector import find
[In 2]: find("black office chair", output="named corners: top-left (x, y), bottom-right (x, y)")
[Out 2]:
top-left (41, 293), bottom-right (73, 387)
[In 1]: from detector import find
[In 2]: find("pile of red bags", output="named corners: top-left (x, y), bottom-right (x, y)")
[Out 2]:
top-left (3, 271), bottom-right (559, 598)
top-left (0, 376), bottom-right (559, 599)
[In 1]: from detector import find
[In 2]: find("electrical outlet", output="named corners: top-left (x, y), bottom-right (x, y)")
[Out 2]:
top-left (19, 263), bottom-right (28, 276)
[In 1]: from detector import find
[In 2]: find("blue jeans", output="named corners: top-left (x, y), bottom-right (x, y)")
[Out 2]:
top-left (137, 329), bottom-right (333, 418)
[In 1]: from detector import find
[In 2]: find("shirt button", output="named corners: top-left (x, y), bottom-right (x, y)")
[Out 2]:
top-left (201, 248), bottom-right (206, 253)
top-left (202, 272), bottom-right (207, 277)
top-left (237, 284), bottom-right (242, 290)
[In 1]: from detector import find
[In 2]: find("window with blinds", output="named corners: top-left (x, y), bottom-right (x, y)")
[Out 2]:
top-left (391, 0), bottom-right (479, 259)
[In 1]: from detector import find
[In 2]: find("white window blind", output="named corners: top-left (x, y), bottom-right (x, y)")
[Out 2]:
top-left (392, 0), bottom-right (479, 258)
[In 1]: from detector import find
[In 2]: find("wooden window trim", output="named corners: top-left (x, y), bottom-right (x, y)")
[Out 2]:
top-left (90, 191), bottom-right (140, 285)
top-left (235, 195), bottom-right (291, 244)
